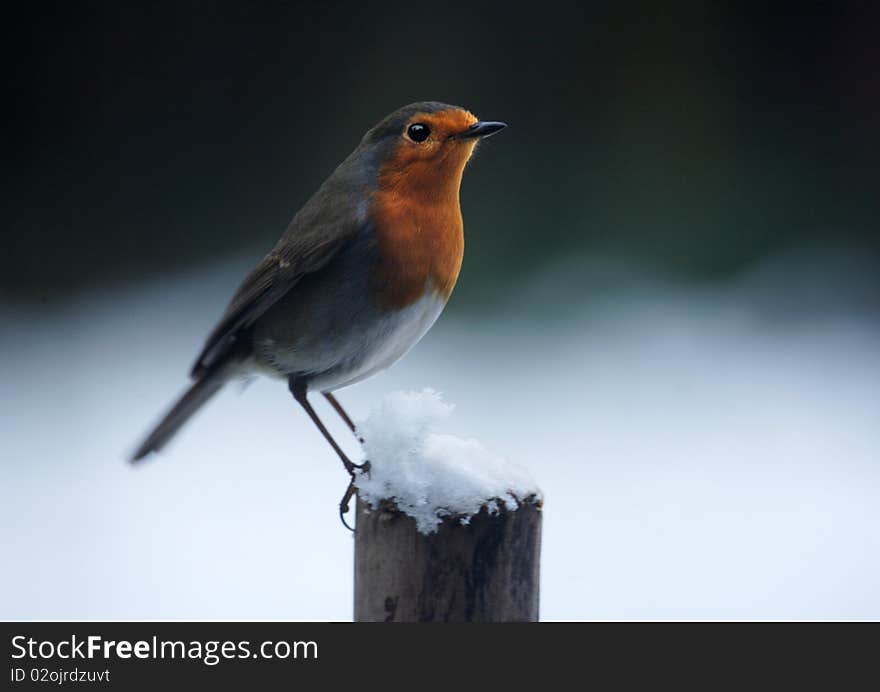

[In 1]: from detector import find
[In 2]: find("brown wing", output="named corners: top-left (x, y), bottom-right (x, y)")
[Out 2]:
top-left (191, 177), bottom-right (367, 377)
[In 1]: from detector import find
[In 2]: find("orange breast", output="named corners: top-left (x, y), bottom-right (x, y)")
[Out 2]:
top-left (369, 156), bottom-right (467, 310)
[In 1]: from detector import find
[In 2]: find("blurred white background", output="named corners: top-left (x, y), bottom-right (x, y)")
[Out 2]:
top-left (2, 249), bottom-right (879, 620)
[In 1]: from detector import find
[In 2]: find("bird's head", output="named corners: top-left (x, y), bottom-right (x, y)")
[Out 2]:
top-left (362, 102), bottom-right (506, 197)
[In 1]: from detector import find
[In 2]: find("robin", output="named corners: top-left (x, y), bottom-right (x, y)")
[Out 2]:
top-left (132, 101), bottom-right (506, 521)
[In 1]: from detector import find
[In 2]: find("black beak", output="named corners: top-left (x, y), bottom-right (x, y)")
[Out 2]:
top-left (455, 120), bottom-right (507, 140)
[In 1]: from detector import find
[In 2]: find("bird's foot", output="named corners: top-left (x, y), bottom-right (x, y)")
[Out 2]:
top-left (342, 458), bottom-right (370, 475)
top-left (338, 460), bottom-right (370, 531)
top-left (339, 479), bottom-right (357, 532)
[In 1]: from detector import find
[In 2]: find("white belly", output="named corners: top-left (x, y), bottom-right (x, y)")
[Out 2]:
top-left (310, 291), bottom-right (447, 392)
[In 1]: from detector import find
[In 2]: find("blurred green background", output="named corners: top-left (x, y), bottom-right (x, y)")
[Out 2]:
top-left (6, 1), bottom-right (878, 308)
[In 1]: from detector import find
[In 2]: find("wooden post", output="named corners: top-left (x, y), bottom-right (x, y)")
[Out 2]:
top-left (354, 495), bottom-right (542, 622)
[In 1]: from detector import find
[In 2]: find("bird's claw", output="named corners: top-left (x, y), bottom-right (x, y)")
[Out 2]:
top-left (345, 459), bottom-right (370, 474)
top-left (339, 479), bottom-right (357, 532)
top-left (338, 460), bottom-right (370, 531)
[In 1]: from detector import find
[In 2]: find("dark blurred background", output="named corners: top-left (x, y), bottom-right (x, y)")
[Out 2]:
top-left (6, 1), bottom-right (878, 309)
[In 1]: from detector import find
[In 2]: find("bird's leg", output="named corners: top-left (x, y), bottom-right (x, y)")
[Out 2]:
top-left (288, 379), bottom-right (367, 476)
top-left (324, 392), bottom-right (370, 479)
top-left (323, 392), bottom-right (364, 444)
top-left (320, 391), bottom-right (369, 533)
top-left (289, 380), bottom-right (369, 531)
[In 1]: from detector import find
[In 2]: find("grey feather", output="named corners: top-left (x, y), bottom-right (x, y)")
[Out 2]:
top-left (130, 372), bottom-right (225, 462)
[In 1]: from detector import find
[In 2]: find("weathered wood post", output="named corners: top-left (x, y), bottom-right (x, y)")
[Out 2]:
top-left (354, 495), bottom-right (542, 622)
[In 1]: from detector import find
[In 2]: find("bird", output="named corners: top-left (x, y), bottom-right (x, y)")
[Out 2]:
top-left (131, 101), bottom-right (506, 520)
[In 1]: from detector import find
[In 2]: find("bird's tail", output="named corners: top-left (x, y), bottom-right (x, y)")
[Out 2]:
top-left (130, 370), bottom-right (226, 462)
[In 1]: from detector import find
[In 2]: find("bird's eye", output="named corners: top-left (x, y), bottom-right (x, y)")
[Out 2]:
top-left (407, 123), bottom-right (430, 142)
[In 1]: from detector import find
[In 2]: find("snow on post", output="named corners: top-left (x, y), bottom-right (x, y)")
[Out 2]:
top-left (353, 390), bottom-right (542, 622)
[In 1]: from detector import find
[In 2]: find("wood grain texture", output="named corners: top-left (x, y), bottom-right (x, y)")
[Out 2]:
top-left (354, 496), bottom-right (542, 622)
